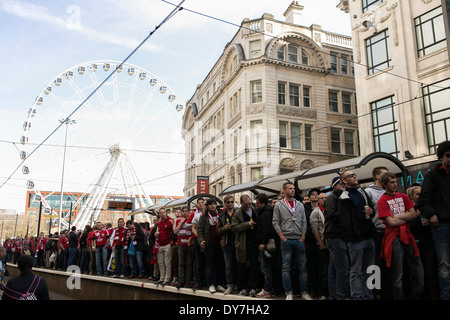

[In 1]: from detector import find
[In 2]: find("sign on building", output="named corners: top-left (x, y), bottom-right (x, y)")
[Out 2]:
top-left (196, 176), bottom-right (209, 194)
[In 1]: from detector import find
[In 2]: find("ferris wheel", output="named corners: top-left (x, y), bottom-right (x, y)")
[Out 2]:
top-left (19, 60), bottom-right (184, 231)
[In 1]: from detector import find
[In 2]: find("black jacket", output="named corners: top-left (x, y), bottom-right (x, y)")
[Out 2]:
top-left (338, 188), bottom-right (375, 242)
top-left (304, 203), bottom-right (317, 244)
top-left (418, 163), bottom-right (450, 222)
top-left (324, 189), bottom-right (343, 239)
top-left (256, 205), bottom-right (278, 246)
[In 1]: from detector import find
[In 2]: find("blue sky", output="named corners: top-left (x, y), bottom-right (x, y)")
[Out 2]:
top-left (0, 0), bottom-right (352, 213)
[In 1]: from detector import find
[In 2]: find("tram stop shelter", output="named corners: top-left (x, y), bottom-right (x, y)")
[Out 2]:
top-left (219, 152), bottom-right (408, 199)
top-left (130, 193), bottom-right (224, 218)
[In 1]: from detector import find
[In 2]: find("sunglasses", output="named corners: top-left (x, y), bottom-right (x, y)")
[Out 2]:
top-left (345, 173), bottom-right (357, 179)
top-left (444, 153), bottom-right (450, 158)
top-left (226, 201), bottom-right (234, 204)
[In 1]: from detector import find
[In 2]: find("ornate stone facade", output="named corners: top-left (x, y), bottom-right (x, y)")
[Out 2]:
top-left (182, 2), bottom-right (358, 198)
top-left (338, 0), bottom-right (450, 168)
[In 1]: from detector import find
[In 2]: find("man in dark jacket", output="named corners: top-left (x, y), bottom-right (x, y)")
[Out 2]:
top-left (324, 176), bottom-right (349, 300)
top-left (254, 193), bottom-right (281, 298)
top-left (231, 194), bottom-right (259, 296)
top-left (338, 171), bottom-right (375, 300)
top-left (418, 140), bottom-right (450, 300)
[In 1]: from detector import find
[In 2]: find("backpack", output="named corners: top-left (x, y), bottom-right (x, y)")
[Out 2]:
top-left (3, 276), bottom-right (41, 300)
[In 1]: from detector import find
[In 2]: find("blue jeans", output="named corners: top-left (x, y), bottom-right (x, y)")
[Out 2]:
top-left (326, 238), bottom-right (350, 300)
top-left (129, 250), bottom-right (145, 276)
top-left (114, 245), bottom-right (126, 276)
top-left (223, 244), bottom-right (236, 285)
top-left (67, 247), bottom-right (78, 268)
top-left (347, 239), bottom-right (375, 300)
top-left (95, 246), bottom-right (108, 275)
top-left (280, 239), bottom-right (308, 295)
top-left (431, 221), bottom-right (450, 300)
top-left (391, 237), bottom-right (424, 300)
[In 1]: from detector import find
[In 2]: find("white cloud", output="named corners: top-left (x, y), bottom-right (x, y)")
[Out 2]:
top-left (0, 0), bottom-right (162, 52)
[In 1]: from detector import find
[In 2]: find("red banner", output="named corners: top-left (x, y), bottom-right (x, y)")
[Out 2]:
top-left (197, 176), bottom-right (209, 194)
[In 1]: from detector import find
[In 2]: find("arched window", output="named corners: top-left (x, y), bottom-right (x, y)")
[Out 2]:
top-left (301, 49), bottom-right (309, 65)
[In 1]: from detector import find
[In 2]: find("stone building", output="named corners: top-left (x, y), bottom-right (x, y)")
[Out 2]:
top-left (182, 2), bottom-right (357, 197)
top-left (338, 0), bottom-right (450, 180)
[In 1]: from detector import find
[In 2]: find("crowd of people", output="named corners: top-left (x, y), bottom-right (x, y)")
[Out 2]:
top-left (1, 140), bottom-right (449, 300)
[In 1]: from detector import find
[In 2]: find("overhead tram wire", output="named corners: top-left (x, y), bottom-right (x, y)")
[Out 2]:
top-left (161, 0), bottom-right (447, 91)
top-left (0, 0), bottom-right (186, 191)
top-left (0, 139), bottom-right (186, 156)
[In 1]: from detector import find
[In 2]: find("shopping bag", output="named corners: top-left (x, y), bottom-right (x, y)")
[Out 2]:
top-left (107, 251), bottom-right (116, 272)
top-left (128, 240), bottom-right (135, 256)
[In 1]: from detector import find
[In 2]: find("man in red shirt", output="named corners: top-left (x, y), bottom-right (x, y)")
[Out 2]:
top-left (59, 230), bottom-right (69, 271)
top-left (155, 208), bottom-right (174, 285)
top-left (35, 232), bottom-right (47, 267)
top-left (173, 206), bottom-right (194, 288)
top-left (112, 218), bottom-right (127, 278)
top-left (93, 222), bottom-right (109, 276)
top-left (377, 171), bottom-right (423, 300)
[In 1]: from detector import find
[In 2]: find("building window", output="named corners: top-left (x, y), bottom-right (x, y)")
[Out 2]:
top-left (341, 54), bottom-right (348, 75)
top-left (331, 128), bottom-right (341, 153)
top-left (330, 53), bottom-right (337, 73)
top-left (329, 90), bottom-right (339, 112)
top-left (277, 46), bottom-right (285, 60)
top-left (289, 84), bottom-right (300, 107)
top-left (279, 122), bottom-right (287, 148)
top-left (278, 82), bottom-right (286, 105)
top-left (371, 96), bottom-right (399, 157)
top-left (305, 125), bottom-right (313, 151)
top-left (344, 130), bottom-right (355, 155)
top-left (291, 123), bottom-right (302, 150)
top-left (366, 29), bottom-right (391, 75)
top-left (288, 45), bottom-right (298, 63)
top-left (251, 80), bottom-right (262, 103)
top-left (279, 121), bottom-right (313, 151)
top-left (251, 167), bottom-right (264, 181)
top-left (362, 0), bottom-right (384, 13)
top-left (249, 40), bottom-right (261, 58)
top-left (303, 86), bottom-right (311, 107)
top-left (301, 49), bottom-right (309, 65)
top-left (250, 120), bottom-right (264, 148)
top-left (342, 93), bottom-right (352, 114)
top-left (422, 78), bottom-right (450, 154)
top-left (415, 6), bottom-right (447, 58)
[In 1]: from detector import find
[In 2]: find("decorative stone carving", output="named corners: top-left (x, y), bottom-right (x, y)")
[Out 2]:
top-left (315, 33), bottom-right (321, 44)
top-left (246, 105), bottom-right (265, 115)
top-left (300, 159), bottom-right (314, 170)
top-left (277, 106), bottom-right (317, 119)
top-left (280, 157), bottom-right (296, 169)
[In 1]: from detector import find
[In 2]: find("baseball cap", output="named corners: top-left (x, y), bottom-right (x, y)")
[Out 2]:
top-left (331, 176), bottom-right (341, 188)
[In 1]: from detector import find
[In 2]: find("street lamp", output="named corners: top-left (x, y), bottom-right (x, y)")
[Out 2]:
top-left (58, 118), bottom-right (76, 235)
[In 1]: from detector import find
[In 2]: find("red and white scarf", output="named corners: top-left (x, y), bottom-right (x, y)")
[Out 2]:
top-left (283, 198), bottom-right (297, 221)
top-left (207, 210), bottom-right (219, 226)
